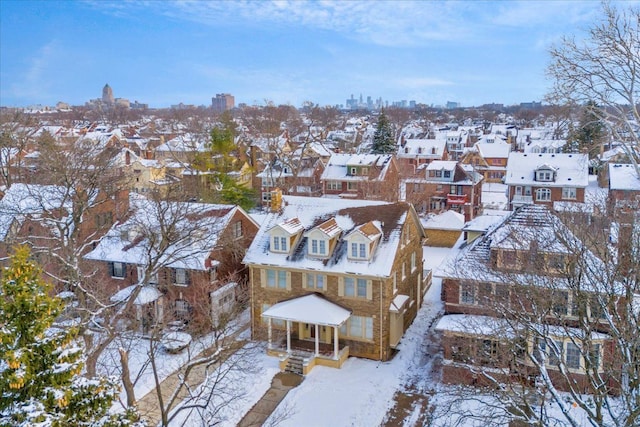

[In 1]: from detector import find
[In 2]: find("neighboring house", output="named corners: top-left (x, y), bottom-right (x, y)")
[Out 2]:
top-left (523, 138), bottom-right (566, 154)
top-left (461, 134), bottom-right (512, 183)
top-left (257, 158), bottom-right (325, 207)
top-left (244, 196), bottom-right (430, 374)
top-left (504, 153), bottom-right (589, 210)
top-left (320, 153), bottom-right (399, 202)
top-left (396, 137), bottom-right (449, 176)
top-left (84, 195), bottom-right (259, 335)
top-left (608, 163), bottom-right (640, 210)
top-left (436, 205), bottom-right (622, 393)
top-left (0, 183), bottom-right (129, 289)
top-left (422, 210), bottom-right (465, 247)
top-left (403, 160), bottom-right (483, 221)
top-left (443, 130), bottom-right (471, 161)
top-left (154, 133), bottom-right (206, 164)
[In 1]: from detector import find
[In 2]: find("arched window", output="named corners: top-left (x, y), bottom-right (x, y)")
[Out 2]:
top-left (535, 188), bottom-right (551, 201)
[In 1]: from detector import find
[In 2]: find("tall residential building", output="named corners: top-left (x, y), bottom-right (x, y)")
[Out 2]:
top-left (102, 84), bottom-right (115, 104)
top-left (212, 93), bottom-right (235, 112)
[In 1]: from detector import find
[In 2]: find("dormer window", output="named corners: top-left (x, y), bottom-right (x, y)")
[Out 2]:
top-left (272, 236), bottom-right (287, 252)
top-left (351, 242), bottom-right (367, 259)
top-left (535, 167), bottom-right (556, 182)
top-left (350, 167), bottom-right (357, 175)
top-left (310, 239), bottom-right (327, 256)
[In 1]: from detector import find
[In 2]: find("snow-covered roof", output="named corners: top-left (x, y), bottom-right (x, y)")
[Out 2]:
top-left (321, 153), bottom-right (393, 182)
top-left (243, 196), bottom-right (417, 278)
top-left (475, 140), bottom-right (511, 159)
top-left (85, 195), bottom-right (240, 271)
top-left (397, 139), bottom-right (446, 158)
top-left (462, 213), bottom-right (508, 233)
top-left (110, 284), bottom-right (162, 305)
top-left (262, 293), bottom-right (351, 326)
top-left (437, 204), bottom-right (621, 295)
top-left (389, 294), bottom-right (410, 313)
top-left (608, 163), bottom-right (640, 191)
top-left (435, 314), bottom-right (610, 340)
top-left (425, 160), bottom-right (457, 171)
top-left (423, 211), bottom-right (465, 231)
top-left (505, 153), bottom-right (589, 187)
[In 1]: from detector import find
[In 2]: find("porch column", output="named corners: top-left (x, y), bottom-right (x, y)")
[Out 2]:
top-left (267, 318), bottom-right (272, 350)
top-left (314, 324), bottom-right (320, 356)
top-left (286, 320), bottom-right (291, 354)
top-left (333, 326), bottom-right (339, 360)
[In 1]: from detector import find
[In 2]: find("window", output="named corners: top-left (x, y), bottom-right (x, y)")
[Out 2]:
top-left (443, 170), bottom-right (451, 178)
top-left (436, 184), bottom-right (443, 192)
top-left (343, 277), bottom-right (369, 299)
top-left (536, 170), bottom-right (553, 181)
top-left (326, 180), bottom-right (340, 191)
top-left (266, 269), bottom-right (287, 289)
top-left (449, 185), bottom-right (457, 194)
top-left (562, 187), bottom-right (577, 200)
top-left (435, 170), bottom-right (442, 177)
top-left (344, 277), bottom-right (355, 297)
top-left (548, 340), bottom-right (563, 366)
top-left (535, 188), bottom-right (551, 201)
top-left (262, 192), bottom-right (271, 203)
top-left (566, 342), bottom-right (581, 369)
top-left (588, 343), bottom-right (601, 370)
top-left (393, 272), bottom-right (397, 294)
top-left (111, 262), bottom-right (126, 279)
top-left (589, 295), bottom-right (606, 320)
top-left (233, 221), bottom-right (243, 239)
top-left (402, 262), bottom-right (406, 280)
top-left (549, 254), bottom-right (566, 270)
top-left (174, 268), bottom-right (189, 286)
top-left (174, 299), bottom-right (192, 322)
top-left (501, 250), bottom-right (517, 267)
top-left (460, 283), bottom-right (476, 305)
top-left (262, 177), bottom-right (274, 187)
top-left (350, 167), bottom-right (357, 175)
top-left (310, 239), bottom-right (327, 256)
top-left (306, 273), bottom-right (325, 290)
top-left (340, 315), bottom-right (373, 340)
top-left (272, 236), bottom-right (287, 252)
top-left (411, 252), bottom-right (417, 272)
top-left (350, 242), bottom-right (367, 259)
top-left (552, 290), bottom-right (569, 316)
top-left (347, 181), bottom-right (358, 191)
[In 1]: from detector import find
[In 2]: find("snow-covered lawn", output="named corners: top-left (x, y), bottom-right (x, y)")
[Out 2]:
top-left (482, 183), bottom-right (508, 211)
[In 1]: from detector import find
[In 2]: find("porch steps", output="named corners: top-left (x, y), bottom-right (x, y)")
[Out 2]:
top-left (284, 353), bottom-right (305, 375)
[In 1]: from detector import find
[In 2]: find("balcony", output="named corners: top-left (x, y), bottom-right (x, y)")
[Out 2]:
top-left (447, 194), bottom-right (468, 205)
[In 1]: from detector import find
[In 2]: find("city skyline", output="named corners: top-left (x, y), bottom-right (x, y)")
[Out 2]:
top-left (0, 1), bottom-right (623, 109)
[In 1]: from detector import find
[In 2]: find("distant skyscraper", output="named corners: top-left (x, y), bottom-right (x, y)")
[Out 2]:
top-left (102, 84), bottom-right (115, 104)
top-left (212, 93), bottom-right (235, 112)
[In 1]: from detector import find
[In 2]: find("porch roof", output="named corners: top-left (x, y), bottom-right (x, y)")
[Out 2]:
top-left (262, 294), bottom-right (351, 327)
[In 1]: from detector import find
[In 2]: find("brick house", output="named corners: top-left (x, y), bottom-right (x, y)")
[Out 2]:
top-left (402, 160), bottom-right (483, 221)
top-left (320, 153), bottom-right (399, 201)
top-left (505, 153), bottom-right (589, 210)
top-left (84, 196), bottom-right (259, 335)
top-left (460, 135), bottom-right (512, 183)
top-left (0, 183), bottom-right (129, 288)
top-left (396, 137), bottom-right (449, 176)
top-left (243, 196), bottom-right (430, 373)
top-left (435, 205), bottom-right (623, 394)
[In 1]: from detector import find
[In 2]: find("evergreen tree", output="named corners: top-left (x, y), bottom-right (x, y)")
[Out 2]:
top-left (567, 101), bottom-right (606, 157)
top-left (0, 246), bottom-right (141, 427)
top-left (371, 109), bottom-right (396, 154)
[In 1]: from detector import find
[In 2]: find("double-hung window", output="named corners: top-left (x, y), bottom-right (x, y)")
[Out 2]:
top-left (340, 315), bottom-right (373, 340)
top-left (562, 187), bottom-right (577, 200)
top-left (306, 273), bottom-right (325, 290)
top-left (111, 262), bottom-right (126, 279)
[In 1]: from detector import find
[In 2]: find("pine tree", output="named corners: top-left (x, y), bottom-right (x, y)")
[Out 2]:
top-left (0, 246), bottom-right (142, 426)
top-left (371, 109), bottom-right (396, 154)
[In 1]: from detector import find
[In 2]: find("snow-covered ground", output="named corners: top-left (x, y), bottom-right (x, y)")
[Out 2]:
top-left (482, 182), bottom-right (508, 211)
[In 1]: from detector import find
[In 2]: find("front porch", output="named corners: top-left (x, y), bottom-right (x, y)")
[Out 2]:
top-left (262, 293), bottom-right (352, 374)
top-left (267, 337), bottom-right (350, 374)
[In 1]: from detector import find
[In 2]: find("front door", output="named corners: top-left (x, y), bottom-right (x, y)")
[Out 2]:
top-left (302, 323), bottom-right (330, 344)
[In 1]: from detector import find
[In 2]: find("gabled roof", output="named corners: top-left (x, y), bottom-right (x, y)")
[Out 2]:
top-left (305, 218), bottom-right (342, 239)
top-left (346, 221), bottom-right (382, 241)
top-left (271, 217), bottom-right (304, 235)
top-left (505, 153), bottom-right (589, 187)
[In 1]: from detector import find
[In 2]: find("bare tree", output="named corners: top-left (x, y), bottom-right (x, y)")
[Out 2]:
top-left (435, 203), bottom-right (639, 427)
top-left (547, 1), bottom-right (640, 176)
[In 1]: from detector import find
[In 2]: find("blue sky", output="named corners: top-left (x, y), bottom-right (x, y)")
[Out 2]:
top-left (0, 0), bottom-right (620, 109)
